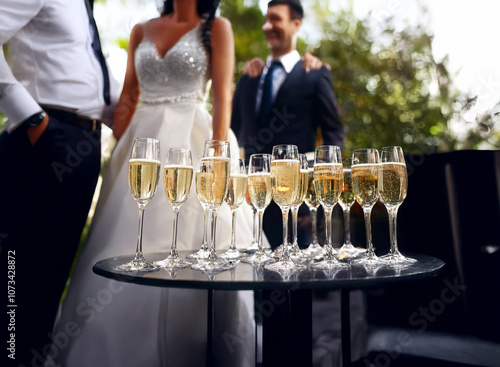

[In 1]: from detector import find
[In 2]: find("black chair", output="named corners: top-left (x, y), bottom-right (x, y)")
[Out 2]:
top-left (360, 150), bottom-right (500, 367)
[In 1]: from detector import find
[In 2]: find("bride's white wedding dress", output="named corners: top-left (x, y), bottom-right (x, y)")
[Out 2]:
top-left (48, 22), bottom-right (260, 367)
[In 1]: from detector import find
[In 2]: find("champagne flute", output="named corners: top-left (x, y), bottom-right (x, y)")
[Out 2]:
top-left (311, 145), bottom-right (348, 270)
top-left (155, 148), bottom-right (193, 268)
top-left (241, 194), bottom-right (260, 254)
top-left (265, 144), bottom-right (306, 273)
top-left (351, 149), bottom-right (386, 266)
top-left (191, 140), bottom-right (234, 272)
top-left (242, 154), bottom-right (274, 265)
top-left (302, 156), bottom-right (323, 257)
top-left (337, 157), bottom-right (366, 261)
top-left (290, 154), bottom-right (309, 257)
top-left (220, 159), bottom-right (247, 259)
top-left (116, 138), bottom-right (161, 272)
top-left (379, 146), bottom-right (416, 264)
top-left (187, 157), bottom-right (210, 259)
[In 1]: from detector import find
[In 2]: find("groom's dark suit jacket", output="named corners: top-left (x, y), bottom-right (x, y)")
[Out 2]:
top-left (231, 60), bottom-right (345, 162)
top-left (231, 60), bottom-right (345, 248)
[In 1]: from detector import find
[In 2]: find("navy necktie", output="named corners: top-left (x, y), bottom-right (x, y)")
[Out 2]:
top-left (258, 61), bottom-right (282, 125)
top-left (84, 0), bottom-right (110, 105)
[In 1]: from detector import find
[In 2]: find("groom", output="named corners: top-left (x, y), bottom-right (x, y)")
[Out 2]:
top-left (0, 0), bottom-right (113, 364)
top-left (231, 0), bottom-right (345, 248)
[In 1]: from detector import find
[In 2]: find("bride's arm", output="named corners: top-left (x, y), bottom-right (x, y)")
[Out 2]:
top-left (210, 17), bottom-right (235, 141)
top-left (113, 24), bottom-right (143, 141)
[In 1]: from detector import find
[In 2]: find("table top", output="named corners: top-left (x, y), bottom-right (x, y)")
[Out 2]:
top-left (93, 251), bottom-right (444, 291)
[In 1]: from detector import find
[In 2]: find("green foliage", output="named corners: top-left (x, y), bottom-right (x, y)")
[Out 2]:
top-left (311, 7), bottom-right (453, 155)
top-left (221, 0), bottom-right (266, 80)
top-left (0, 112), bottom-right (6, 131)
top-left (115, 36), bottom-right (129, 51)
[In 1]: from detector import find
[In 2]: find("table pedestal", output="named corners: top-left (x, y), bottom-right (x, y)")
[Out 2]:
top-left (261, 289), bottom-right (313, 367)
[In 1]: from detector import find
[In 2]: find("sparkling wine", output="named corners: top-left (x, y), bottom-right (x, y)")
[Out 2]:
top-left (198, 157), bottom-right (230, 207)
top-left (129, 158), bottom-right (160, 203)
top-left (352, 163), bottom-right (379, 206)
top-left (293, 169), bottom-right (309, 205)
top-left (248, 173), bottom-right (272, 210)
top-left (271, 159), bottom-right (300, 207)
top-left (195, 171), bottom-right (207, 206)
top-left (378, 162), bottom-right (407, 206)
top-left (313, 163), bottom-right (343, 208)
top-left (225, 174), bottom-right (247, 209)
top-left (164, 165), bottom-right (193, 204)
top-left (304, 169), bottom-right (319, 208)
top-left (339, 167), bottom-right (355, 208)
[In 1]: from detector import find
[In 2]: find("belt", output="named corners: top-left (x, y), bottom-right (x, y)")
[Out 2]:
top-left (42, 106), bottom-right (101, 131)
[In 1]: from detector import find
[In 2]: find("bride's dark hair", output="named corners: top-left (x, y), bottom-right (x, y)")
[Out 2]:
top-left (161, 0), bottom-right (220, 57)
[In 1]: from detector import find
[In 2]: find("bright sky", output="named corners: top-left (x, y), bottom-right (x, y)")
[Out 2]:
top-left (345, 0), bottom-right (500, 117)
top-left (98, 0), bottom-right (500, 118)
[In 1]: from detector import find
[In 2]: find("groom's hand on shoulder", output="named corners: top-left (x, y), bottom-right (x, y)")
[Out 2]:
top-left (302, 52), bottom-right (331, 73)
top-left (243, 57), bottom-right (266, 78)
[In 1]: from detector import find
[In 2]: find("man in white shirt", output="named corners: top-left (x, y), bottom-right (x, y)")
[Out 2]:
top-left (0, 1), bottom-right (113, 364)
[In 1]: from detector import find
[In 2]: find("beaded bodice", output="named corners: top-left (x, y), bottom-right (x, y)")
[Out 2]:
top-left (135, 23), bottom-right (209, 105)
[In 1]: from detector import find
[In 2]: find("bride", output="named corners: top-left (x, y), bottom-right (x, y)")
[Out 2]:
top-left (48, 1), bottom-right (260, 366)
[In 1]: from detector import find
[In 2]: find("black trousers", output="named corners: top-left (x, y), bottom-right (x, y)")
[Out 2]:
top-left (0, 117), bottom-right (100, 366)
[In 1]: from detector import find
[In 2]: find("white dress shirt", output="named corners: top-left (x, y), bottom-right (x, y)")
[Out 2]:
top-left (0, 0), bottom-right (106, 132)
top-left (255, 50), bottom-right (301, 114)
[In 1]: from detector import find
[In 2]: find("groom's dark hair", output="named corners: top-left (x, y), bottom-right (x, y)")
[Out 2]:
top-left (161, 0), bottom-right (220, 57)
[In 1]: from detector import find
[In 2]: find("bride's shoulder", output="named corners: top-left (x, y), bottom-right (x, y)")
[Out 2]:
top-left (211, 16), bottom-right (232, 30)
top-left (128, 23), bottom-right (146, 50)
top-left (210, 16), bottom-right (233, 39)
top-left (129, 17), bottom-right (163, 46)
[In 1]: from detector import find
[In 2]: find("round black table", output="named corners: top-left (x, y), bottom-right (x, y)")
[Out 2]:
top-left (93, 252), bottom-right (444, 367)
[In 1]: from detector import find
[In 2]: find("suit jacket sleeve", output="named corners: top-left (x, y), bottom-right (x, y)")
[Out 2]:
top-left (231, 77), bottom-right (243, 139)
top-left (312, 67), bottom-right (345, 148)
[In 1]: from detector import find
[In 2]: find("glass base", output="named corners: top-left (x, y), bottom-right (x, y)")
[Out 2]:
top-left (154, 255), bottom-right (191, 269)
top-left (352, 252), bottom-right (388, 267)
top-left (311, 258), bottom-right (350, 270)
top-left (241, 250), bottom-right (274, 265)
top-left (336, 244), bottom-right (366, 262)
top-left (380, 251), bottom-right (417, 265)
top-left (191, 257), bottom-right (236, 272)
top-left (241, 241), bottom-right (260, 254)
top-left (219, 248), bottom-right (242, 260)
top-left (301, 243), bottom-right (323, 257)
top-left (115, 258), bottom-right (159, 273)
top-left (187, 248), bottom-right (210, 259)
top-left (265, 260), bottom-right (306, 274)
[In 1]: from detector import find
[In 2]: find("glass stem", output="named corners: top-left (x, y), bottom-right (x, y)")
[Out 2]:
top-left (257, 209), bottom-right (264, 253)
top-left (230, 208), bottom-right (237, 250)
top-left (201, 206), bottom-right (209, 251)
top-left (134, 204), bottom-right (146, 262)
top-left (252, 206), bottom-right (258, 243)
top-left (208, 208), bottom-right (218, 260)
top-left (170, 205), bottom-right (180, 257)
top-left (291, 205), bottom-right (298, 247)
top-left (343, 206), bottom-right (352, 246)
top-left (388, 205), bottom-right (400, 255)
top-left (281, 207), bottom-right (291, 262)
top-left (363, 207), bottom-right (375, 256)
top-left (324, 207), bottom-right (334, 260)
top-left (310, 207), bottom-right (318, 245)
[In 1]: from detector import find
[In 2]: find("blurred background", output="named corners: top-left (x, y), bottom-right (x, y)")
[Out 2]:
top-left (3, 0), bottom-right (498, 153)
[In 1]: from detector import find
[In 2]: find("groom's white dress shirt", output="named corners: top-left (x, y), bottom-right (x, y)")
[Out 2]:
top-left (0, 0), bottom-right (106, 132)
